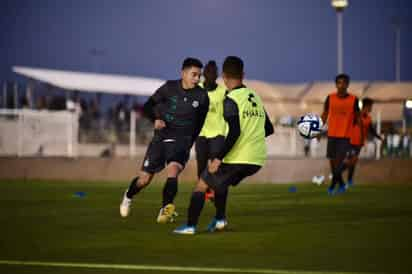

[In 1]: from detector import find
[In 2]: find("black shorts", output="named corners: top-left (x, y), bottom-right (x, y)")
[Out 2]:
top-left (195, 135), bottom-right (225, 177)
top-left (347, 144), bottom-right (362, 157)
top-left (141, 136), bottom-right (192, 174)
top-left (200, 163), bottom-right (261, 191)
top-left (326, 137), bottom-right (350, 159)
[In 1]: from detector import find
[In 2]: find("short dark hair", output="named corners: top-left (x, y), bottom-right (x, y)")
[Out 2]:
top-left (335, 73), bottom-right (350, 84)
top-left (362, 97), bottom-right (374, 107)
top-left (223, 56), bottom-right (244, 79)
top-left (182, 57), bottom-right (203, 70)
top-left (206, 60), bottom-right (217, 68)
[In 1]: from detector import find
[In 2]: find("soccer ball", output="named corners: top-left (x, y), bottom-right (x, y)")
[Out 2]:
top-left (312, 175), bottom-right (325, 186)
top-left (296, 113), bottom-right (323, 139)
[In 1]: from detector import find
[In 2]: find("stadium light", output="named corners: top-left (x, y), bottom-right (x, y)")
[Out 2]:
top-left (406, 100), bottom-right (412, 109)
top-left (331, 0), bottom-right (349, 74)
top-left (331, 0), bottom-right (348, 11)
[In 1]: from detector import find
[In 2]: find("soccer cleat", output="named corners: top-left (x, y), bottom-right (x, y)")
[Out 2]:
top-left (337, 184), bottom-right (346, 194)
top-left (156, 203), bottom-right (177, 224)
top-left (120, 191), bottom-right (132, 217)
top-left (347, 179), bottom-right (354, 188)
top-left (173, 225), bottom-right (196, 235)
top-left (207, 218), bottom-right (228, 232)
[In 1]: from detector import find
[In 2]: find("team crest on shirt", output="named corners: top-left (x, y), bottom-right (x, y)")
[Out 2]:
top-left (192, 101), bottom-right (199, 108)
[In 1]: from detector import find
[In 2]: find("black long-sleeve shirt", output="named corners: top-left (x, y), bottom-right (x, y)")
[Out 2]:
top-left (143, 80), bottom-right (209, 143)
top-left (216, 96), bottom-right (274, 160)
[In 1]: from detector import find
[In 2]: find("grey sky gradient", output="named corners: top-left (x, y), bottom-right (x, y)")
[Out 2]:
top-left (1, 0), bottom-right (411, 84)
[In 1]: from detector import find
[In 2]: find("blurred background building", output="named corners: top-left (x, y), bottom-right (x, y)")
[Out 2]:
top-left (0, 0), bottom-right (411, 158)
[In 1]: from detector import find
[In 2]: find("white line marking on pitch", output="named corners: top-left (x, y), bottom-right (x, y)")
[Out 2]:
top-left (0, 260), bottom-right (375, 274)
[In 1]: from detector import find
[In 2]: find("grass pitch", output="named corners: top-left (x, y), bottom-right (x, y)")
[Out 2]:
top-left (0, 179), bottom-right (411, 274)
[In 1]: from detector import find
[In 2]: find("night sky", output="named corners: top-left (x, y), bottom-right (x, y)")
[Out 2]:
top-left (1, 0), bottom-right (412, 84)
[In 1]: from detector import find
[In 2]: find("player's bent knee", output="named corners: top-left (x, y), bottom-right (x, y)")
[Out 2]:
top-left (166, 162), bottom-right (183, 177)
top-left (194, 184), bottom-right (208, 193)
top-left (194, 179), bottom-right (209, 192)
top-left (138, 173), bottom-right (153, 187)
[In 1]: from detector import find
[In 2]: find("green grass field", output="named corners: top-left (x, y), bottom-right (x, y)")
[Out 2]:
top-left (0, 179), bottom-right (411, 274)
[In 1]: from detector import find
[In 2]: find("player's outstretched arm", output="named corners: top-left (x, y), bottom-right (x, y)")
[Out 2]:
top-left (264, 109), bottom-right (274, 137)
top-left (154, 119), bottom-right (166, 129)
top-left (215, 98), bottom-right (241, 161)
top-left (142, 82), bottom-right (168, 122)
top-left (320, 96), bottom-right (329, 125)
top-left (191, 95), bottom-right (209, 144)
top-left (354, 97), bottom-right (361, 125)
top-left (369, 125), bottom-right (383, 141)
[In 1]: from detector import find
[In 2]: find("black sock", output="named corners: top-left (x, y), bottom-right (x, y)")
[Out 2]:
top-left (162, 177), bottom-right (178, 207)
top-left (331, 161), bottom-right (346, 189)
top-left (215, 187), bottom-right (228, 220)
top-left (126, 177), bottom-right (141, 199)
top-left (330, 174), bottom-right (338, 189)
top-left (338, 173), bottom-right (345, 187)
top-left (348, 165), bottom-right (356, 182)
top-left (333, 168), bottom-right (345, 188)
top-left (331, 167), bottom-right (342, 189)
top-left (187, 191), bottom-right (205, 227)
top-left (335, 160), bottom-right (348, 174)
top-left (340, 163), bottom-right (348, 173)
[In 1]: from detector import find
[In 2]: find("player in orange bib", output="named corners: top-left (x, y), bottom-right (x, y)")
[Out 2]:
top-left (321, 74), bottom-right (360, 195)
top-left (344, 98), bottom-right (382, 187)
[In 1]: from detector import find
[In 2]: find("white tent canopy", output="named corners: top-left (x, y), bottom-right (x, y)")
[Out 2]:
top-left (13, 66), bottom-right (412, 121)
top-left (13, 66), bottom-right (164, 96)
top-left (364, 82), bottom-right (412, 101)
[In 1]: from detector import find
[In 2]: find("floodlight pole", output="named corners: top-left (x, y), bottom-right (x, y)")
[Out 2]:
top-left (337, 11), bottom-right (344, 74)
top-left (2, 82), bottom-right (6, 108)
top-left (130, 110), bottom-right (136, 158)
top-left (331, 0), bottom-right (348, 74)
top-left (390, 17), bottom-right (403, 82)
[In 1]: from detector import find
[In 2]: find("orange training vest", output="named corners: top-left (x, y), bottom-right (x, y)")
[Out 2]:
top-left (349, 113), bottom-right (372, 146)
top-left (327, 93), bottom-right (356, 138)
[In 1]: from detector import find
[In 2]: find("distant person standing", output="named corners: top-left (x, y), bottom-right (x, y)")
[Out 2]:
top-left (392, 131), bottom-right (401, 157)
top-left (196, 60), bottom-right (227, 201)
top-left (321, 74), bottom-right (360, 195)
top-left (409, 135), bottom-right (412, 157)
top-left (344, 98), bottom-right (382, 187)
top-left (385, 129), bottom-right (394, 157)
top-left (402, 134), bottom-right (410, 157)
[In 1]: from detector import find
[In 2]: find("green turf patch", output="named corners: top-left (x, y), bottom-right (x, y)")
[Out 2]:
top-left (0, 180), bottom-right (411, 274)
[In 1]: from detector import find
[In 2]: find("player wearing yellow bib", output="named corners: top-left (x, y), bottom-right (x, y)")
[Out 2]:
top-left (174, 56), bottom-right (274, 235)
top-left (196, 60), bottom-right (227, 201)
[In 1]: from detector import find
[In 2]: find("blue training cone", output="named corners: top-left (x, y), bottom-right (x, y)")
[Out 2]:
top-left (73, 191), bottom-right (86, 198)
top-left (288, 186), bottom-right (297, 193)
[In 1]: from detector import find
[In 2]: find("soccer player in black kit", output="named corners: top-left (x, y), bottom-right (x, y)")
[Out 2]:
top-left (120, 58), bottom-right (209, 223)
